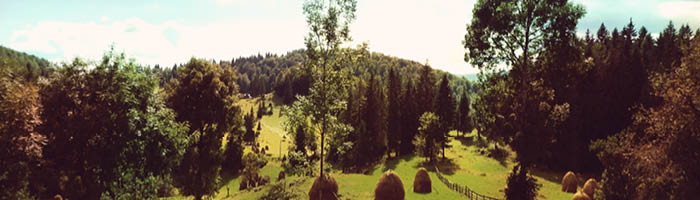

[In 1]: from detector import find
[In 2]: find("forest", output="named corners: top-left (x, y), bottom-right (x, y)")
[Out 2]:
top-left (1, 0), bottom-right (698, 200)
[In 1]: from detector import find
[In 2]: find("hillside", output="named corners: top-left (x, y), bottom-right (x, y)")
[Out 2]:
top-left (0, 45), bottom-right (53, 78)
top-left (165, 95), bottom-right (580, 200)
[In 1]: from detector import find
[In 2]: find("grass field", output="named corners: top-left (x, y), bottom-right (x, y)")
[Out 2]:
top-left (164, 94), bottom-right (580, 200)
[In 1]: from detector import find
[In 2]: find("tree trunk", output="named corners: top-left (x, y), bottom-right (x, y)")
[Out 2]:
top-left (442, 142), bottom-right (446, 159)
top-left (320, 121), bottom-right (325, 178)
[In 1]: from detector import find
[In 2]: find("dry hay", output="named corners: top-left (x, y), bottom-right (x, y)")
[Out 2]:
top-left (561, 171), bottom-right (577, 193)
top-left (309, 173), bottom-right (339, 200)
top-left (413, 168), bottom-right (431, 193)
top-left (582, 178), bottom-right (598, 199)
top-left (278, 171), bottom-right (286, 181)
top-left (374, 170), bottom-right (405, 200)
top-left (571, 191), bottom-right (591, 200)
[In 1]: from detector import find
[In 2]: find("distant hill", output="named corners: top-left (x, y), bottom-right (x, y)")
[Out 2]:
top-left (457, 73), bottom-right (479, 82)
top-left (0, 45), bottom-right (53, 78)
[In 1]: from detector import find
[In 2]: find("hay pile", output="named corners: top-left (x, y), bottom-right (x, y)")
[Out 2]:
top-left (374, 170), bottom-right (405, 200)
top-left (309, 173), bottom-right (339, 200)
top-left (561, 171), bottom-right (577, 193)
top-left (413, 168), bottom-right (431, 193)
top-left (571, 191), bottom-right (591, 200)
top-left (582, 178), bottom-right (598, 199)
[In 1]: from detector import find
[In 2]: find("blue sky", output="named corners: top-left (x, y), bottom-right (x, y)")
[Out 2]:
top-left (1, 0), bottom-right (699, 74)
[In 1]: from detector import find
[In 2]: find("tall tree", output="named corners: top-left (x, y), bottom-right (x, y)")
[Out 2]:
top-left (435, 74), bottom-right (455, 159)
top-left (464, 0), bottom-right (583, 167)
top-left (289, 0), bottom-right (357, 178)
top-left (386, 67), bottom-right (402, 158)
top-left (40, 51), bottom-right (188, 199)
top-left (417, 64), bottom-right (436, 114)
top-left (399, 79), bottom-right (419, 155)
top-left (358, 74), bottom-right (386, 165)
top-left (457, 89), bottom-right (472, 136)
top-left (591, 34), bottom-right (700, 200)
top-left (167, 58), bottom-right (242, 200)
top-left (414, 112), bottom-right (441, 163)
top-left (0, 72), bottom-right (41, 199)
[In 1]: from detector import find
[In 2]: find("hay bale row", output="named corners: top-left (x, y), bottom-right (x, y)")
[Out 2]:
top-left (374, 170), bottom-right (405, 200)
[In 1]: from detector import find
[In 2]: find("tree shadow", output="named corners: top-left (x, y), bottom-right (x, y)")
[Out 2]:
top-left (454, 134), bottom-right (476, 146)
top-left (413, 157), bottom-right (460, 175)
top-left (220, 170), bottom-right (242, 186)
top-left (381, 153), bottom-right (415, 172)
top-left (487, 146), bottom-right (510, 167)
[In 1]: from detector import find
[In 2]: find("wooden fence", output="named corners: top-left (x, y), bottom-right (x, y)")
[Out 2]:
top-left (433, 165), bottom-right (503, 200)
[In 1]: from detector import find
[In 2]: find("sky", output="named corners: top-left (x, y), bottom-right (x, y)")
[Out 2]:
top-left (1, 0), bottom-right (699, 75)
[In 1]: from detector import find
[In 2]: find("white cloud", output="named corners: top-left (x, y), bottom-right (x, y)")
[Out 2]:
top-left (100, 16), bottom-right (110, 23)
top-left (7, 17), bottom-right (306, 67)
top-left (350, 0), bottom-right (479, 74)
top-left (658, 1), bottom-right (700, 28)
top-left (6, 0), bottom-right (481, 75)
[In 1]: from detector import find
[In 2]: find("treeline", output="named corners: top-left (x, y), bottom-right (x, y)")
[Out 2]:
top-left (0, 49), bottom-right (252, 200)
top-left (0, 45), bottom-right (53, 80)
top-left (281, 45), bottom-right (473, 173)
top-left (151, 48), bottom-right (472, 105)
top-left (465, 0), bottom-right (699, 198)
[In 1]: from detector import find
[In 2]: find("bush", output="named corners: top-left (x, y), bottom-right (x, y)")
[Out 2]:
top-left (260, 181), bottom-right (298, 200)
top-left (505, 165), bottom-right (541, 200)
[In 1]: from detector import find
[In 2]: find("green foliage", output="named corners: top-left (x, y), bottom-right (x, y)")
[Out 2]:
top-left (244, 107), bottom-right (257, 144)
top-left (386, 67), bottom-right (402, 157)
top-left (505, 165), bottom-right (541, 200)
top-left (0, 73), bottom-right (40, 200)
top-left (398, 79), bottom-right (419, 156)
top-left (167, 58), bottom-right (243, 200)
top-left (39, 50), bottom-right (188, 199)
top-left (417, 64), bottom-right (436, 114)
top-left (465, 0), bottom-right (582, 168)
top-left (292, 0), bottom-right (357, 177)
top-left (282, 150), bottom-right (316, 177)
top-left (414, 112), bottom-right (441, 162)
top-left (591, 34), bottom-right (700, 200)
top-left (223, 129), bottom-right (245, 175)
top-left (457, 89), bottom-right (473, 136)
top-left (0, 45), bottom-right (52, 79)
top-left (435, 74), bottom-right (455, 159)
top-left (472, 72), bottom-right (515, 148)
top-left (260, 181), bottom-right (299, 200)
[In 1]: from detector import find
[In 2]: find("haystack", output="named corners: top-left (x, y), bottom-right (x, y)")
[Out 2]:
top-left (278, 171), bottom-right (286, 181)
top-left (561, 171), bottom-right (577, 193)
top-left (309, 173), bottom-right (339, 200)
top-left (582, 178), bottom-right (598, 199)
top-left (374, 170), bottom-right (405, 200)
top-left (571, 191), bottom-right (591, 200)
top-left (413, 168), bottom-right (431, 193)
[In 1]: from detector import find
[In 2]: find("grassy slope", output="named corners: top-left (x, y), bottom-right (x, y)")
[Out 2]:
top-left (165, 94), bottom-right (578, 200)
